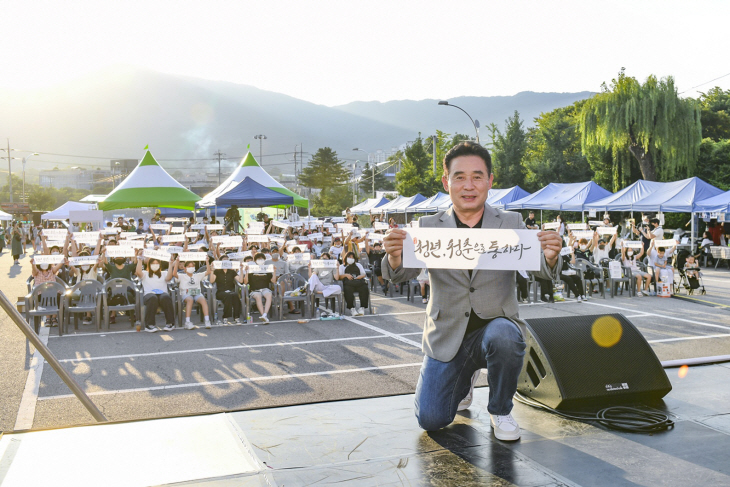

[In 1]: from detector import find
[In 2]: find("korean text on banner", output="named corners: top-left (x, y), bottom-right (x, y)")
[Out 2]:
top-left (68, 255), bottom-right (99, 267)
top-left (597, 226), bottom-right (617, 235)
top-left (543, 222), bottom-right (560, 231)
top-left (143, 249), bottom-right (171, 262)
top-left (106, 246), bottom-right (137, 258)
top-left (402, 228), bottom-right (540, 271)
top-left (655, 239), bottom-right (678, 248)
top-left (571, 230), bottom-right (594, 241)
top-left (246, 264), bottom-right (274, 273)
top-left (622, 240), bottom-right (643, 249)
top-left (311, 259), bottom-right (338, 269)
top-left (179, 252), bottom-right (209, 261)
top-left (32, 255), bottom-right (65, 265)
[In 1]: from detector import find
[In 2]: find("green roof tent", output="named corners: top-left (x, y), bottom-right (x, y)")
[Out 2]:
top-left (198, 152), bottom-right (308, 209)
top-left (98, 151), bottom-right (201, 211)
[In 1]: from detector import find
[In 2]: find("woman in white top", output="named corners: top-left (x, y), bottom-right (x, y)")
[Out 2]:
top-left (177, 259), bottom-right (212, 329)
top-left (136, 256), bottom-right (176, 333)
top-left (621, 245), bottom-right (651, 296)
top-left (308, 252), bottom-right (341, 311)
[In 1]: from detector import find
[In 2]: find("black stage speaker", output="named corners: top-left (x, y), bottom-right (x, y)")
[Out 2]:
top-left (517, 313), bottom-right (672, 410)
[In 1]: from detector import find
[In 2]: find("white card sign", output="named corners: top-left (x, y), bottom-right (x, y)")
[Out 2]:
top-left (160, 234), bottom-right (185, 243)
top-left (206, 224), bottom-right (224, 231)
top-left (374, 222), bottom-right (389, 231)
top-left (588, 221), bottom-right (605, 227)
top-left (164, 246), bottom-right (184, 254)
top-left (246, 235), bottom-right (269, 243)
top-left (571, 230), bottom-right (594, 241)
top-left (179, 252), bottom-right (209, 261)
top-left (42, 229), bottom-right (69, 240)
top-left (272, 220), bottom-right (290, 229)
top-left (368, 233), bottom-right (384, 242)
top-left (143, 249), bottom-right (171, 262)
top-left (190, 224), bottom-right (205, 230)
top-left (185, 231), bottom-right (199, 238)
top-left (118, 240), bottom-right (145, 249)
top-left (33, 254), bottom-right (65, 265)
top-left (311, 259), bottom-right (338, 269)
top-left (170, 226), bottom-right (185, 234)
top-left (654, 239), bottom-right (677, 248)
top-left (287, 252), bottom-right (311, 262)
top-left (73, 232), bottom-right (100, 244)
top-left (403, 228), bottom-right (540, 271)
top-left (609, 261), bottom-right (623, 279)
top-left (566, 223), bottom-right (587, 231)
top-left (560, 247), bottom-right (573, 256)
top-left (622, 241), bottom-right (643, 249)
top-left (106, 246), bottom-right (137, 258)
top-left (246, 264), bottom-right (274, 273)
top-left (226, 251), bottom-right (251, 260)
top-left (597, 226), bottom-right (617, 235)
top-left (308, 232), bottom-right (323, 241)
top-left (68, 255), bottom-right (99, 267)
top-left (150, 224), bottom-right (171, 231)
top-left (212, 260), bottom-right (233, 269)
top-left (543, 222), bottom-right (560, 231)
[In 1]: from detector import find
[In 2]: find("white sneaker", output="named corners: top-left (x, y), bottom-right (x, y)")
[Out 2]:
top-left (457, 369), bottom-right (481, 411)
top-left (184, 321), bottom-right (195, 330)
top-left (260, 315), bottom-right (269, 324)
top-left (637, 291), bottom-right (644, 297)
top-left (490, 413), bottom-right (521, 441)
top-left (576, 296), bottom-right (582, 302)
top-left (162, 324), bottom-right (175, 332)
top-left (234, 317), bottom-right (242, 325)
top-left (222, 318), bottom-right (231, 326)
top-left (145, 325), bottom-right (158, 333)
top-left (350, 308), bottom-right (358, 317)
top-left (583, 294), bottom-right (590, 300)
top-left (357, 307), bottom-right (365, 316)
top-left (204, 320), bottom-right (212, 329)
top-left (422, 298), bottom-right (428, 304)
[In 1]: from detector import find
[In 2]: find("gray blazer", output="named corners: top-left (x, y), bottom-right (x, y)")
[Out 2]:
top-left (382, 204), bottom-right (560, 362)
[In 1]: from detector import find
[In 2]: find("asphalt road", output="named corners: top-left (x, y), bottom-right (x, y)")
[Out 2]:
top-left (1, 248), bottom-right (729, 432)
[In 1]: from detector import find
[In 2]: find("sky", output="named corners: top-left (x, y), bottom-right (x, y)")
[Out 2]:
top-left (1, 0), bottom-right (729, 106)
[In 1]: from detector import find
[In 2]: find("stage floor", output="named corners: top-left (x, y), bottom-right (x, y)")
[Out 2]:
top-left (1, 363), bottom-right (728, 486)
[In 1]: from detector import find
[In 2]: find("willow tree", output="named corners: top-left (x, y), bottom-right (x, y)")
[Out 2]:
top-left (579, 70), bottom-right (702, 181)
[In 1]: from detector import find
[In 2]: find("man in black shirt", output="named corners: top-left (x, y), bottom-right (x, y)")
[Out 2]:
top-left (524, 211), bottom-right (538, 230)
top-left (365, 238), bottom-right (387, 293)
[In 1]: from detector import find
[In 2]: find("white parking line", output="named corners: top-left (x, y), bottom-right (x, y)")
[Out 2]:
top-left (38, 362), bottom-right (424, 401)
top-left (648, 333), bottom-right (730, 343)
top-left (14, 326), bottom-right (50, 430)
top-left (583, 300), bottom-right (730, 331)
top-left (344, 316), bottom-right (421, 348)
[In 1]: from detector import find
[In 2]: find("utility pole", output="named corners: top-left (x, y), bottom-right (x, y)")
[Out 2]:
top-left (372, 162), bottom-right (375, 198)
top-left (293, 145), bottom-right (297, 188)
top-left (254, 135), bottom-right (267, 164)
top-left (432, 135), bottom-right (438, 173)
top-left (213, 150), bottom-right (226, 185)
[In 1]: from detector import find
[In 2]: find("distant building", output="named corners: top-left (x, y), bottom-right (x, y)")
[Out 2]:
top-left (39, 168), bottom-right (112, 190)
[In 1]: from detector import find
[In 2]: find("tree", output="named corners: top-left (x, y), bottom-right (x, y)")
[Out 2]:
top-left (311, 185), bottom-right (353, 217)
top-left (522, 103), bottom-right (596, 191)
top-left (695, 138), bottom-right (730, 190)
top-left (299, 147), bottom-right (350, 191)
top-left (579, 69), bottom-right (702, 181)
top-left (491, 111), bottom-right (527, 189)
top-left (358, 161), bottom-right (395, 196)
top-left (698, 87), bottom-right (730, 141)
top-left (395, 135), bottom-right (432, 196)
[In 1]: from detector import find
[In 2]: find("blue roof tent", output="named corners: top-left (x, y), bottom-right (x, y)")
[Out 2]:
top-left (214, 177), bottom-right (294, 207)
top-left (391, 194), bottom-right (427, 213)
top-left (695, 189), bottom-right (730, 214)
top-left (406, 192), bottom-right (449, 213)
top-left (486, 186), bottom-right (532, 209)
top-left (376, 195), bottom-right (408, 214)
top-left (584, 180), bottom-right (665, 212)
top-left (350, 196), bottom-right (389, 215)
top-left (506, 182), bottom-right (611, 211)
top-left (630, 177), bottom-right (724, 213)
top-left (159, 207), bottom-right (227, 218)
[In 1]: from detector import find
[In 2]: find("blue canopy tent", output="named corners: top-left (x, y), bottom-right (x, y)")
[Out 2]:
top-left (486, 186), bottom-right (531, 209)
top-left (214, 177), bottom-right (295, 207)
top-left (629, 177), bottom-right (723, 213)
top-left (406, 192), bottom-right (449, 213)
top-left (392, 194), bottom-right (427, 213)
top-left (376, 195), bottom-right (408, 214)
top-left (505, 182), bottom-right (611, 211)
top-left (350, 196), bottom-right (389, 215)
top-left (695, 189), bottom-right (730, 214)
top-left (584, 180), bottom-right (665, 212)
top-left (159, 207), bottom-right (227, 218)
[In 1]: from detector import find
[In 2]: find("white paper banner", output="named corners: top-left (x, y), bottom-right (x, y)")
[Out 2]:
top-left (331, 217), bottom-right (345, 223)
top-left (654, 239), bottom-right (678, 248)
top-left (164, 245), bottom-right (184, 254)
top-left (311, 259), bottom-right (338, 269)
top-left (285, 239), bottom-right (298, 248)
top-left (42, 229), bottom-right (69, 240)
top-left (287, 252), bottom-right (311, 262)
top-left (566, 223), bottom-right (587, 231)
top-left (185, 231), bottom-right (199, 238)
top-left (322, 236), bottom-right (333, 243)
top-left (588, 220), bottom-right (605, 227)
top-left (73, 232), bottom-right (100, 244)
top-left (622, 241), bottom-right (643, 249)
top-left (212, 236), bottom-right (243, 248)
top-left (190, 224), bottom-right (205, 230)
top-left (368, 233), bottom-right (384, 242)
top-left (403, 228), bottom-right (541, 271)
top-left (246, 264), bottom-right (274, 273)
top-left (68, 255), bottom-right (99, 267)
top-left (106, 246), bottom-right (137, 258)
top-left (323, 222), bottom-right (334, 229)
top-left (597, 226), bottom-right (617, 235)
top-left (374, 222), bottom-right (389, 231)
top-left (560, 247), bottom-right (573, 256)
top-left (179, 252), bottom-right (209, 261)
top-left (118, 231), bottom-right (138, 239)
top-left (33, 255), bottom-right (65, 265)
top-left (226, 251), bottom-right (251, 260)
top-left (571, 230), bottom-right (594, 241)
top-left (160, 234), bottom-right (185, 243)
top-left (212, 260), bottom-right (234, 269)
top-left (206, 224), bottom-right (224, 231)
top-left (308, 232), bottom-right (323, 241)
top-left (150, 224), bottom-right (171, 231)
top-left (170, 226), bottom-right (185, 234)
top-left (337, 223), bottom-right (354, 234)
top-left (609, 261), bottom-right (623, 279)
top-left (246, 235), bottom-right (270, 243)
top-left (543, 222), bottom-right (560, 231)
top-left (143, 249), bottom-right (171, 262)
top-left (102, 228), bottom-right (122, 235)
top-left (289, 221), bottom-right (304, 228)
top-left (118, 240), bottom-right (145, 249)
top-left (272, 220), bottom-right (290, 229)
top-left (297, 236), bottom-right (310, 242)
top-left (45, 240), bottom-right (66, 250)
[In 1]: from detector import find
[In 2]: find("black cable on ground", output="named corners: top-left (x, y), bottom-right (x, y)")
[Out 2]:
top-left (514, 393), bottom-right (674, 434)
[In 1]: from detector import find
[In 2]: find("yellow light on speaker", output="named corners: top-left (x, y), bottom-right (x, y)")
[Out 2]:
top-left (591, 316), bottom-right (623, 348)
top-left (678, 365), bottom-right (689, 378)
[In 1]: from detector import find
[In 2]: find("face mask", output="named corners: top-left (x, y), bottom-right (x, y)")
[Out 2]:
top-left (346, 257), bottom-right (355, 265)
top-left (81, 265), bottom-right (90, 272)
top-left (150, 263), bottom-right (160, 272)
top-left (256, 259), bottom-right (265, 266)
top-left (40, 263), bottom-right (49, 270)
top-left (627, 251), bottom-right (634, 257)
top-left (598, 245), bottom-right (605, 251)
top-left (186, 267), bottom-right (195, 274)
top-left (272, 254), bottom-right (279, 260)
top-left (51, 251), bottom-right (60, 255)
top-left (115, 258), bottom-right (126, 265)
top-left (579, 245), bottom-right (588, 251)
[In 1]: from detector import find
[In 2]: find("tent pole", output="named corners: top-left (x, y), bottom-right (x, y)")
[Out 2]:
top-left (691, 212), bottom-right (695, 252)
top-left (540, 210), bottom-right (542, 227)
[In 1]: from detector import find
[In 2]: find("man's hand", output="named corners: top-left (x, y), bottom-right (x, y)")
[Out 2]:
top-left (383, 228), bottom-right (407, 269)
top-left (537, 231), bottom-right (562, 269)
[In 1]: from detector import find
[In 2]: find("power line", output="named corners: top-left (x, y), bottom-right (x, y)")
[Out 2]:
top-left (679, 71), bottom-right (730, 95)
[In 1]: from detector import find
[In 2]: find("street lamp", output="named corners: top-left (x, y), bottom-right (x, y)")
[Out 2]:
top-left (20, 153), bottom-right (38, 203)
top-left (254, 135), bottom-right (267, 164)
top-left (112, 161), bottom-right (121, 188)
top-left (437, 101), bottom-right (480, 144)
top-left (0, 140), bottom-right (19, 202)
top-left (353, 148), bottom-right (376, 198)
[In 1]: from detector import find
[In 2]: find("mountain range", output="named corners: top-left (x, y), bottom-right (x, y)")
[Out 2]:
top-left (0, 66), bottom-right (593, 175)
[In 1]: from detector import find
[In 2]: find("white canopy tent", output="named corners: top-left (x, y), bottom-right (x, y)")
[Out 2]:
top-left (41, 201), bottom-right (97, 220)
top-left (0, 209), bottom-right (12, 221)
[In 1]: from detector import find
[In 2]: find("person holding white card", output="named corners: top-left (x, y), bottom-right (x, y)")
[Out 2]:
top-left (244, 253), bottom-right (276, 324)
top-left (136, 255), bottom-right (176, 332)
top-left (382, 141), bottom-right (562, 441)
top-left (177, 259), bottom-right (212, 329)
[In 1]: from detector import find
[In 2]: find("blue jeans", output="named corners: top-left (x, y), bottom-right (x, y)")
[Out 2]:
top-left (414, 317), bottom-right (526, 431)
